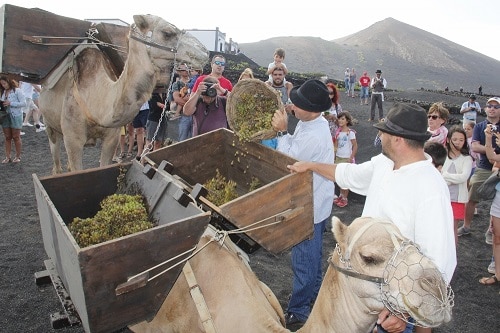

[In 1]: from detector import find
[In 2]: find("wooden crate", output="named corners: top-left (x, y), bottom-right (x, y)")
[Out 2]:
top-left (33, 162), bottom-right (211, 333)
top-left (144, 128), bottom-right (314, 254)
top-left (0, 4), bottom-right (91, 82)
top-left (0, 4), bottom-right (131, 83)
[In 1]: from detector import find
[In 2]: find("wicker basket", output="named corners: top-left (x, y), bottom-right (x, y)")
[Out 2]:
top-left (226, 79), bottom-right (283, 142)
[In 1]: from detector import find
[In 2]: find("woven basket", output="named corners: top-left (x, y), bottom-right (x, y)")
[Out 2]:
top-left (226, 79), bottom-right (283, 142)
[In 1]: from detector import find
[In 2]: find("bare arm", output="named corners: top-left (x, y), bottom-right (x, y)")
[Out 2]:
top-left (287, 161), bottom-right (337, 181)
top-left (182, 90), bottom-right (202, 116)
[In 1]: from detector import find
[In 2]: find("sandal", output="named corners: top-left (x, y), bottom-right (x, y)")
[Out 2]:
top-left (12, 157), bottom-right (20, 163)
top-left (479, 275), bottom-right (499, 285)
top-left (1, 157), bottom-right (11, 163)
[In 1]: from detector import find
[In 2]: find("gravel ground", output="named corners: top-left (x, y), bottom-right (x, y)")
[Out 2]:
top-left (0, 90), bottom-right (498, 332)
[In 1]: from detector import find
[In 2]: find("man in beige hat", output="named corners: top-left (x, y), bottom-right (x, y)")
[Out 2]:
top-left (288, 103), bottom-right (456, 333)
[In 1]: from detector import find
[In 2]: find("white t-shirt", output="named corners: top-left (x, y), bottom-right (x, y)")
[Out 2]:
top-left (335, 129), bottom-right (356, 159)
top-left (335, 153), bottom-right (457, 283)
top-left (460, 101), bottom-right (481, 121)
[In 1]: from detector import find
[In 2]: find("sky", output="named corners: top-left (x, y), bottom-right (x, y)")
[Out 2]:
top-left (4, 0), bottom-right (500, 62)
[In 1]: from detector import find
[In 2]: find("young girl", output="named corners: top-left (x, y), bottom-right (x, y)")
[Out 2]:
top-left (441, 126), bottom-right (473, 246)
top-left (463, 120), bottom-right (478, 183)
top-left (333, 111), bottom-right (357, 208)
top-left (427, 102), bottom-right (450, 145)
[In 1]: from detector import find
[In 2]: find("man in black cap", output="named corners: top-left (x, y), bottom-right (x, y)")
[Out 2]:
top-left (369, 69), bottom-right (387, 121)
top-left (272, 79), bottom-right (335, 327)
top-left (287, 103), bottom-right (456, 333)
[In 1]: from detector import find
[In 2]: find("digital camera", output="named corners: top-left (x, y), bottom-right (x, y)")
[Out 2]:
top-left (201, 82), bottom-right (217, 97)
top-left (0, 100), bottom-right (6, 112)
top-left (491, 125), bottom-right (498, 133)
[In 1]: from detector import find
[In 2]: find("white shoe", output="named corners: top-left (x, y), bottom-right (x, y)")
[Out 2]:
top-left (35, 123), bottom-right (46, 132)
top-left (488, 258), bottom-right (495, 274)
top-left (20, 131), bottom-right (25, 136)
top-left (22, 122), bottom-right (33, 127)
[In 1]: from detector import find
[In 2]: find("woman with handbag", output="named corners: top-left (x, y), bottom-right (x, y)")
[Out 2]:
top-left (1, 76), bottom-right (26, 163)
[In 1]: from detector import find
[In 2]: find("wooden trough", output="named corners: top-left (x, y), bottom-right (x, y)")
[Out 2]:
top-left (144, 128), bottom-right (314, 255)
top-left (33, 162), bottom-right (211, 333)
top-left (0, 4), bottom-right (172, 85)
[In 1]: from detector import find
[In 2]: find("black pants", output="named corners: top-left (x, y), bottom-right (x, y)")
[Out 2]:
top-left (370, 94), bottom-right (384, 120)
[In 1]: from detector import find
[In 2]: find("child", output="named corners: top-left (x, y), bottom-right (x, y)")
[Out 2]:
top-left (441, 126), bottom-right (473, 246)
top-left (333, 111), bottom-right (357, 208)
top-left (463, 120), bottom-right (478, 183)
top-left (266, 48), bottom-right (292, 90)
top-left (424, 141), bottom-right (447, 170)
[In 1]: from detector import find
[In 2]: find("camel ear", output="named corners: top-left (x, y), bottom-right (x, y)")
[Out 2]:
top-left (133, 15), bottom-right (149, 31)
top-left (331, 216), bottom-right (347, 244)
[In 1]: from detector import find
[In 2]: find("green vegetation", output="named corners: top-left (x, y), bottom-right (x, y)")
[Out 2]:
top-left (69, 194), bottom-right (153, 247)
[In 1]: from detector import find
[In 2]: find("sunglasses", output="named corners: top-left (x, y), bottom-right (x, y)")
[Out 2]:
top-left (486, 104), bottom-right (500, 109)
top-left (213, 60), bottom-right (225, 66)
top-left (428, 115), bottom-right (439, 120)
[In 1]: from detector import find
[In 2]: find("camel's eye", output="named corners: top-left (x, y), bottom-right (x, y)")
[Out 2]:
top-left (360, 254), bottom-right (382, 266)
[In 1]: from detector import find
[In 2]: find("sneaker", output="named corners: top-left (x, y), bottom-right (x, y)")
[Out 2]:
top-left (112, 156), bottom-right (122, 163)
top-left (485, 228), bottom-right (493, 245)
top-left (333, 195), bottom-right (341, 204)
top-left (335, 197), bottom-right (348, 208)
top-left (20, 131), bottom-right (25, 136)
top-left (22, 122), bottom-right (33, 127)
top-left (35, 124), bottom-right (45, 132)
top-left (457, 226), bottom-right (470, 236)
top-left (488, 258), bottom-right (495, 274)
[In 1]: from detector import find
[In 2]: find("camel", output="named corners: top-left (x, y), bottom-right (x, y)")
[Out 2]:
top-left (39, 15), bottom-right (208, 173)
top-left (129, 216), bottom-right (453, 333)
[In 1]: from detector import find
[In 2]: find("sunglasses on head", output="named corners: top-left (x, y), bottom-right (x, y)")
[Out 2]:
top-left (213, 60), bottom-right (225, 66)
top-left (486, 104), bottom-right (500, 109)
top-left (428, 115), bottom-right (439, 120)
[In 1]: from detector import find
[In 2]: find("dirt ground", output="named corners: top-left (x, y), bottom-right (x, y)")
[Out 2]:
top-left (0, 90), bottom-right (498, 332)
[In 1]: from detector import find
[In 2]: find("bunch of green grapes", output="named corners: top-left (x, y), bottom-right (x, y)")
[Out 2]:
top-left (69, 194), bottom-right (153, 247)
top-left (204, 169), bottom-right (239, 206)
top-left (234, 92), bottom-right (277, 142)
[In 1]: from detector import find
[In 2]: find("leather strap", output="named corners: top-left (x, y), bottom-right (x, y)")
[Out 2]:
top-left (183, 261), bottom-right (218, 333)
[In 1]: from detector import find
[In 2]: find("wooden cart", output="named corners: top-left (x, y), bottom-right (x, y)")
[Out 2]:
top-left (144, 128), bottom-right (314, 255)
top-left (33, 162), bottom-right (211, 333)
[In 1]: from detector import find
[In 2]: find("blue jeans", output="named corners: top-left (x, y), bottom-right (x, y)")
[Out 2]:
top-left (377, 317), bottom-right (415, 333)
top-left (178, 115), bottom-right (193, 141)
top-left (360, 86), bottom-right (369, 99)
top-left (287, 219), bottom-right (327, 321)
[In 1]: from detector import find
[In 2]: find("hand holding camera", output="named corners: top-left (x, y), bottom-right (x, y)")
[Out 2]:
top-left (201, 82), bottom-right (218, 97)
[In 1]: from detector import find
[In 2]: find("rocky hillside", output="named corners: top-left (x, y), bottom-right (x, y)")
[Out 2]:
top-left (239, 18), bottom-right (500, 94)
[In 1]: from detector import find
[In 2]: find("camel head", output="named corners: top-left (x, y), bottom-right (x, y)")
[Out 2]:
top-left (131, 15), bottom-right (208, 79)
top-left (331, 216), bottom-right (453, 328)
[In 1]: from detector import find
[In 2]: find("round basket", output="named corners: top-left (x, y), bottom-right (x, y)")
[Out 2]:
top-left (226, 79), bottom-right (283, 142)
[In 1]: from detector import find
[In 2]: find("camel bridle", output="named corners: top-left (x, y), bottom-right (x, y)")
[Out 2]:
top-left (329, 220), bottom-right (454, 328)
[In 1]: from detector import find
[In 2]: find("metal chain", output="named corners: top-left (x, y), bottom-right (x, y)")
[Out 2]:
top-left (140, 30), bottom-right (187, 160)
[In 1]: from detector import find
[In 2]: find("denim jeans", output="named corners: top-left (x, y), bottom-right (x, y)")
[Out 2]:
top-left (376, 317), bottom-right (415, 333)
top-left (287, 219), bottom-right (327, 321)
top-left (178, 115), bottom-right (193, 141)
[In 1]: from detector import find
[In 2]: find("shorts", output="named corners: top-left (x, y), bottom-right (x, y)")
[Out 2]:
top-left (146, 119), bottom-right (168, 142)
top-left (132, 109), bottom-right (149, 128)
top-left (490, 191), bottom-right (500, 218)
top-left (2, 113), bottom-right (23, 129)
top-left (335, 157), bottom-right (352, 164)
top-left (469, 168), bottom-right (493, 202)
top-left (451, 202), bottom-right (465, 220)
